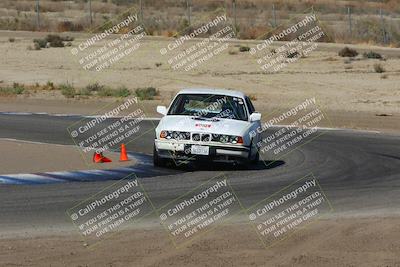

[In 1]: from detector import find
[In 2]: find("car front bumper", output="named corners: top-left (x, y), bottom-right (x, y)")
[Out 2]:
top-left (155, 139), bottom-right (250, 161)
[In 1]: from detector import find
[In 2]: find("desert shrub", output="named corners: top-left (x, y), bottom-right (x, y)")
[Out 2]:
top-left (0, 83), bottom-right (25, 96)
top-left (338, 47), bottom-right (358, 57)
top-left (316, 22), bottom-right (336, 43)
top-left (381, 74), bottom-right (388, 79)
top-left (249, 94), bottom-right (257, 101)
top-left (352, 17), bottom-right (400, 47)
top-left (40, 1), bottom-right (65, 13)
top-left (0, 87), bottom-right (19, 96)
top-left (344, 58), bottom-right (352, 64)
top-left (177, 18), bottom-right (190, 34)
top-left (323, 56), bottom-right (337, 61)
top-left (45, 34), bottom-right (64, 47)
top-left (97, 19), bottom-right (114, 33)
top-left (12, 83), bottom-right (25, 94)
top-left (114, 86), bottom-right (131, 97)
top-left (286, 50), bottom-right (299, 58)
top-left (33, 43), bottom-right (41, 50)
top-left (33, 35), bottom-right (73, 49)
top-left (239, 25), bottom-right (270, 40)
top-left (44, 81), bottom-right (56, 90)
top-left (390, 27), bottom-right (400, 48)
top-left (62, 36), bottom-right (75, 42)
top-left (60, 83), bottom-right (76, 98)
top-left (162, 30), bottom-right (177, 38)
top-left (97, 86), bottom-right (131, 97)
top-left (85, 82), bottom-right (104, 92)
top-left (135, 87), bottom-right (159, 100)
top-left (8, 37), bottom-right (15, 42)
top-left (228, 49), bottom-right (238, 55)
top-left (363, 51), bottom-right (383, 59)
top-left (155, 62), bottom-right (162, 67)
top-left (144, 18), bottom-right (163, 36)
top-left (57, 21), bottom-right (83, 32)
top-left (354, 17), bottom-right (384, 44)
top-left (239, 46), bottom-right (250, 52)
top-left (33, 38), bottom-right (47, 48)
top-left (97, 87), bottom-right (115, 97)
top-left (78, 87), bottom-right (92, 96)
top-left (373, 63), bottom-right (385, 73)
top-left (14, 1), bottom-right (32, 12)
top-left (111, 0), bottom-right (134, 5)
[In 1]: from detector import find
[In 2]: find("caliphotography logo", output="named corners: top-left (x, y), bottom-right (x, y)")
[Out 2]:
top-left (1, 1), bottom-right (399, 266)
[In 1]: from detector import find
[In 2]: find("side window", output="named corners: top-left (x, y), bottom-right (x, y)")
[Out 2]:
top-left (245, 96), bottom-right (255, 114)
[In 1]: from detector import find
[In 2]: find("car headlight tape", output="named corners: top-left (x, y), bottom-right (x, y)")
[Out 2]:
top-left (161, 130), bottom-right (242, 144)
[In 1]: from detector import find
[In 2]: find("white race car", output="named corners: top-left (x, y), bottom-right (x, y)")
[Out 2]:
top-left (153, 88), bottom-right (262, 167)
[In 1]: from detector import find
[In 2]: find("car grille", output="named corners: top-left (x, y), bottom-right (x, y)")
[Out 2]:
top-left (166, 131), bottom-right (190, 140)
top-left (191, 133), bottom-right (211, 142)
top-left (192, 133), bottom-right (200, 141)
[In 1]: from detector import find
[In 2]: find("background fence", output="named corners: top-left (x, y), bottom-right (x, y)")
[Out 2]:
top-left (0, 0), bottom-right (399, 46)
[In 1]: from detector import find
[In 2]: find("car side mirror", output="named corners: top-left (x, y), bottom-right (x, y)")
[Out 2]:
top-left (249, 112), bottom-right (261, 122)
top-left (157, 105), bottom-right (167, 116)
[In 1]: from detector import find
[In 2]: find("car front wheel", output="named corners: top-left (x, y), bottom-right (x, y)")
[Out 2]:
top-left (153, 143), bottom-right (168, 167)
top-left (249, 139), bottom-right (260, 164)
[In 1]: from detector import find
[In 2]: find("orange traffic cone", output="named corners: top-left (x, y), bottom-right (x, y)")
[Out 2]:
top-left (93, 152), bottom-right (104, 163)
top-left (93, 152), bottom-right (112, 163)
top-left (120, 144), bottom-right (129, 161)
top-left (101, 155), bottom-right (112, 163)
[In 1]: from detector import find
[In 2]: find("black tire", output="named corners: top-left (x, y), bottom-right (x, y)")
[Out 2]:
top-left (153, 144), bottom-right (168, 167)
top-left (251, 150), bottom-right (260, 164)
top-left (249, 139), bottom-right (260, 164)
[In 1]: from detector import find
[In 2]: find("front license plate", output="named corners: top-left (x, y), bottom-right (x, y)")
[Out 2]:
top-left (191, 145), bottom-right (209, 155)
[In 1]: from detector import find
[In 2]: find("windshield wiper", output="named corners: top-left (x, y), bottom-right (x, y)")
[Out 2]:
top-left (191, 116), bottom-right (220, 122)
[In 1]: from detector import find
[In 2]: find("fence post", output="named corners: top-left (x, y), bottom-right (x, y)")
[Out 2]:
top-left (89, 0), bottom-right (93, 26)
top-left (36, 0), bottom-right (40, 30)
top-left (233, 0), bottom-right (237, 34)
top-left (347, 6), bottom-right (352, 41)
top-left (272, 3), bottom-right (277, 27)
top-left (186, 0), bottom-right (191, 26)
top-left (380, 8), bottom-right (387, 44)
top-left (139, 0), bottom-right (143, 24)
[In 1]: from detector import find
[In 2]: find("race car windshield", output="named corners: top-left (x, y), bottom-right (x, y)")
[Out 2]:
top-left (168, 94), bottom-right (248, 121)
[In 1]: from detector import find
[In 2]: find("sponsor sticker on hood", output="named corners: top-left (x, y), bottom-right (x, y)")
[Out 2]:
top-left (195, 123), bottom-right (212, 128)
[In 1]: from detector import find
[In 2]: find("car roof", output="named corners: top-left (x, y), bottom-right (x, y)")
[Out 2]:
top-left (177, 88), bottom-right (246, 98)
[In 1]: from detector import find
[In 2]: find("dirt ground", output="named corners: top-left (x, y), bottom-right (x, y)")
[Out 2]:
top-left (0, 31), bottom-right (399, 133)
top-left (1, 31), bottom-right (400, 266)
top-left (0, 139), bottom-right (135, 174)
top-left (1, 217), bottom-right (399, 267)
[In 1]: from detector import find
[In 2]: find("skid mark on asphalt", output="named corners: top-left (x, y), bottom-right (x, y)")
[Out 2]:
top-left (0, 153), bottom-right (180, 185)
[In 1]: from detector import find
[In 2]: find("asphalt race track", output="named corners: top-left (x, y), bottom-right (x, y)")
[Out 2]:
top-left (0, 113), bottom-right (399, 236)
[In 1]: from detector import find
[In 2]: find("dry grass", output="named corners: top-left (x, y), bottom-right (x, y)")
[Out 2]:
top-left (373, 63), bottom-right (385, 73)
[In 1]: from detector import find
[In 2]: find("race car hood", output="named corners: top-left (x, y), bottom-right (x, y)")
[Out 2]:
top-left (156, 115), bottom-right (251, 137)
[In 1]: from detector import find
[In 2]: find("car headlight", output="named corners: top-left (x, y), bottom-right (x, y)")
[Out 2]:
top-left (201, 134), bottom-right (211, 142)
top-left (160, 130), bottom-right (190, 140)
top-left (220, 135), bottom-right (229, 143)
top-left (211, 134), bottom-right (243, 144)
top-left (230, 136), bottom-right (243, 144)
top-left (160, 130), bottom-right (168, 139)
top-left (192, 133), bottom-right (200, 141)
